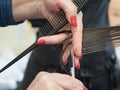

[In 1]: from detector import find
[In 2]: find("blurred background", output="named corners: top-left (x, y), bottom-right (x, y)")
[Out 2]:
top-left (0, 0), bottom-right (120, 90)
top-left (0, 21), bottom-right (36, 89)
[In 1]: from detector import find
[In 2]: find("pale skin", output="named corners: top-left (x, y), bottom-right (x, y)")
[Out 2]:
top-left (38, 12), bottom-right (83, 69)
top-left (27, 71), bottom-right (86, 90)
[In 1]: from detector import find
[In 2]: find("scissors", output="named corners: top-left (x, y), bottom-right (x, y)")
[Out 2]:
top-left (70, 45), bottom-right (75, 78)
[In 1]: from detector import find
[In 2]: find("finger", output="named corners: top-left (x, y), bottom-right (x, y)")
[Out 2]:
top-left (50, 73), bottom-right (84, 90)
top-left (58, 0), bottom-right (77, 23)
top-left (74, 57), bottom-right (80, 70)
top-left (70, 85), bottom-right (83, 90)
top-left (62, 45), bottom-right (70, 65)
top-left (72, 12), bottom-right (83, 58)
top-left (44, 0), bottom-right (60, 12)
top-left (50, 73), bottom-right (84, 87)
top-left (40, 6), bottom-right (53, 19)
top-left (62, 38), bottom-right (72, 65)
top-left (36, 72), bottom-right (87, 90)
top-left (37, 33), bottom-right (68, 45)
top-left (35, 72), bottom-right (64, 90)
top-left (47, 82), bottom-right (64, 90)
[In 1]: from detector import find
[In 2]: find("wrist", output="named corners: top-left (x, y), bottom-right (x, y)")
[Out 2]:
top-left (12, 0), bottom-right (42, 22)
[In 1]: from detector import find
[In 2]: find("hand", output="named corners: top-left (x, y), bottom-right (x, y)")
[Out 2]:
top-left (12, 0), bottom-right (83, 69)
top-left (12, 0), bottom-right (77, 22)
top-left (27, 71), bottom-right (87, 90)
top-left (37, 12), bottom-right (83, 69)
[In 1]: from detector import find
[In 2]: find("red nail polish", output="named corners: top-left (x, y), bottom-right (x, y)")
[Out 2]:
top-left (37, 39), bottom-right (46, 45)
top-left (76, 63), bottom-right (80, 70)
top-left (70, 16), bottom-right (77, 27)
top-left (79, 53), bottom-right (82, 59)
top-left (63, 60), bottom-right (67, 65)
top-left (83, 86), bottom-right (88, 90)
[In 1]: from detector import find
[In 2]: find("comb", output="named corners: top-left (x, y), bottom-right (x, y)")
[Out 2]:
top-left (0, 0), bottom-right (88, 73)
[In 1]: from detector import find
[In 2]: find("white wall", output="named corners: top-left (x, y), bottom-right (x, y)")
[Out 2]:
top-left (0, 21), bottom-right (36, 89)
top-left (0, 21), bottom-right (36, 54)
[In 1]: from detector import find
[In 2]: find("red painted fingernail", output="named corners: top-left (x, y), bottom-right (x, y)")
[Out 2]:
top-left (37, 39), bottom-right (46, 45)
top-left (79, 53), bottom-right (82, 59)
top-left (76, 63), bottom-right (80, 70)
top-left (63, 60), bottom-right (67, 65)
top-left (83, 86), bottom-right (88, 90)
top-left (70, 16), bottom-right (77, 27)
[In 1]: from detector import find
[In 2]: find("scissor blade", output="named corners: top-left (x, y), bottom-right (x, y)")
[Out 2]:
top-left (70, 45), bottom-right (75, 78)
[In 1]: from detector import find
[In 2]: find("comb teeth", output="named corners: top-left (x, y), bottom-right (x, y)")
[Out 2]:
top-left (39, 0), bottom-right (88, 36)
top-left (40, 21), bottom-right (54, 36)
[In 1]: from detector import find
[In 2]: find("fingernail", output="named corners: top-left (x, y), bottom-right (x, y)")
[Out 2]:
top-left (79, 53), bottom-right (82, 59)
top-left (37, 39), bottom-right (46, 45)
top-left (83, 86), bottom-right (88, 90)
top-left (70, 16), bottom-right (77, 27)
top-left (76, 63), bottom-right (80, 70)
top-left (63, 60), bottom-right (67, 65)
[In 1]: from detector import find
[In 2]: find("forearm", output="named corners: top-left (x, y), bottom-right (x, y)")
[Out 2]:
top-left (12, 0), bottom-right (42, 22)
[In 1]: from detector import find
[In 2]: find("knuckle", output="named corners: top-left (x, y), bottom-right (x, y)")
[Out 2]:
top-left (69, 5), bottom-right (77, 14)
top-left (74, 48), bottom-right (80, 57)
top-left (73, 7), bottom-right (77, 13)
top-left (56, 0), bottom-right (60, 4)
top-left (64, 74), bottom-right (71, 79)
top-left (36, 72), bottom-right (49, 81)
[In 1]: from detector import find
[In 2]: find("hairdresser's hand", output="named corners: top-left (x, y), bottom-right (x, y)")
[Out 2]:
top-left (37, 12), bottom-right (83, 69)
top-left (12, 0), bottom-right (77, 21)
top-left (12, 0), bottom-right (83, 68)
top-left (27, 71), bottom-right (87, 90)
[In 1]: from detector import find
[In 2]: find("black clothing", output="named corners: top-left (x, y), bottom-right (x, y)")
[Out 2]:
top-left (83, 0), bottom-right (110, 27)
top-left (19, 0), bottom-right (113, 90)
